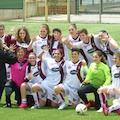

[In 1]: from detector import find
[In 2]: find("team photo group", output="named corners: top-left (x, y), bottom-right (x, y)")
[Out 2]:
top-left (0, 23), bottom-right (120, 116)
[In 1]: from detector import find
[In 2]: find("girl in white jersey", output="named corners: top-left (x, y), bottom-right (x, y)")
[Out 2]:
top-left (54, 48), bottom-right (88, 109)
top-left (32, 48), bottom-right (65, 107)
top-left (28, 24), bottom-right (51, 61)
top-left (64, 29), bottom-right (103, 67)
top-left (49, 28), bottom-right (69, 60)
top-left (19, 53), bottom-right (43, 108)
top-left (97, 53), bottom-right (120, 114)
top-left (98, 30), bottom-right (120, 68)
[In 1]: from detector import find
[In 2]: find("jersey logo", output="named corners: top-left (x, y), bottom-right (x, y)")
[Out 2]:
top-left (33, 71), bottom-right (39, 77)
top-left (51, 67), bottom-right (60, 72)
top-left (114, 73), bottom-right (120, 78)
top-left (70, 70), bottom-right (78, 74)
top-left (87, 48), bottom-right (96, 53)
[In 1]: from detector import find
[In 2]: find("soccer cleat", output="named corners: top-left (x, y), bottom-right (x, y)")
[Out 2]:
top-left (85, 102), bottom-right (91, 108)
top-left (3, 103), bottom-right (11, 108)
top-left (97, 107), bottom-right (103, 112)
top-left (31, 104), bottom-right (40, 109)
top-left (19, 103), bottom-right (27, 108)
top-left (88, 100), bottom-right (95, 107)
top-left (102, 104), bottom-right (109, 116)
top-left (58, 102), bottom-right (68, 110)
top-left (117, 109), bottom-right (120, 115)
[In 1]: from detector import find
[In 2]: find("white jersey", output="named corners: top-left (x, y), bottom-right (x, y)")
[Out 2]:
top-left (42, 57), bottom-right (64, 86)
top-left (64, 60), bottom-right (84, 89)
top-left (0, 34), bottom-right (5, 44)
top-left (52, 40), bottom-right (69, 60)
top-left (25, 64), bottom-right (43, 84)
top-left (99, 39), bottom-right (120, 68)
top-left (111, 65), bottom-right (120, 89)
top-left (32, 35), bottom-right (50, 60)
top-left (75, 35), bottom-right (101, 66)
top-left (69, 35), bottom-right (80, 43)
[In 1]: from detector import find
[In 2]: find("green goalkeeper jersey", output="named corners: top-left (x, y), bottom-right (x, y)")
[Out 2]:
top-left (86, 62), bottom-right (111, 88)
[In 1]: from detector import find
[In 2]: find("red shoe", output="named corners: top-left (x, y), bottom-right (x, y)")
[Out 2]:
top-left (88, 100), bottom-right (95, 107)
top-left (85, 102), bottom-right (91, 108)
top-left (19, 103), bottom-right (27, 108)
top-left (102, 104), bottom-right (109, 116)
top-left (117, 109), bottom-right (120, 115)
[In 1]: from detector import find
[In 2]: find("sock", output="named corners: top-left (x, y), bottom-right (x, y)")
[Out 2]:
top-left (109, 103), bottom-right (120, 113)
top-left (99, 93), bottom-right (106, 106)
top-left (57, 93), bottom-right (65, 103)
top-left (22, 99), bottom-right (27, 103)
top-left (32, 92), bottom-right (39, 105)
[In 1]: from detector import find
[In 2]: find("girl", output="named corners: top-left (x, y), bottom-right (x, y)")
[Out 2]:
top-left (3, 47), bottom-right (28, 107)
top-left (5, 26), bottom-right (32, 59)
top-left (49, 28), bottom-right (69, 60)
top-left (98, 53), bottom-right (120, 113)
top-left (19, 53), bottom-right (43, 108)
top-left (32, 48), bottom-right (65, 107)
top-left (64, 29), bottom-right (104, 66)
top-left (77, 50), bottom-right (111, 110)
top-left (28, 24), bottom-right (51, 61)
top-left (54, 48), bottom-right (88, 109)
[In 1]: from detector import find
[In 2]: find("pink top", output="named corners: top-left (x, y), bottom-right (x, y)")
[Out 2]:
top-left (11, 58), bottom-right (28, 87)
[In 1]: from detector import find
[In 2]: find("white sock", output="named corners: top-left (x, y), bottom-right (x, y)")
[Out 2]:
top-left (22, 99), bottom-right (27, 103)
top-left (32, 92), bottom-right (39, 105)
top-left (99, 93), bottom-right (106, 106)
top-left (57, 93), bottom-right (65, 103)
top-left (109, 103), bottom-right (120, 113)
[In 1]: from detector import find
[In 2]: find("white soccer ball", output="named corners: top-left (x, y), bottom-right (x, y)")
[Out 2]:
top-left (75, 103), bottom-right (87, 115)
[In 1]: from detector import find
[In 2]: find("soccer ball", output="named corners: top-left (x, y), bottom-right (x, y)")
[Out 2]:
top-left (75, 103), bottom-right (87, 115)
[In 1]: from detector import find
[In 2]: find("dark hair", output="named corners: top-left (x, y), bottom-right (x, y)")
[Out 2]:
top-left (71, 48), bottom-right (80, 54)
top-left (55, 49), bottom-right (64, 61)
top-left (53, 28), bottom-right (61, 34)
top-left (94, 50), bottom-right (106, 64)
top-left (78, 29), bottom-right (88, 35)
top-left (40, 24), bottom-right (50, 35)
top-left (69, 23), bottom-right (77, 29)
top-left (0, 24), bottom-right (5, 29)
top-left (99, 30), bottom-right (108, 35)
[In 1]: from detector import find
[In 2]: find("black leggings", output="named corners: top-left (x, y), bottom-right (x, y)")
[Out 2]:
top-left (77, 83), bottom-right (100, 110)
top-left (0, 85), bottom-right (4, 101)
top-left (5, 81), bottom-right (21, 106)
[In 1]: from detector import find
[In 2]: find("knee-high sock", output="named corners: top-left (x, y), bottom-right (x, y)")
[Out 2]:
top-left (32, 92), bottom-right (39, 105)
top-left (99, 93), bottom-right (106, 106)
top-left (57, 93), bottom-right (65, 103)
top-left (109, 103), bottom-right (120, 113)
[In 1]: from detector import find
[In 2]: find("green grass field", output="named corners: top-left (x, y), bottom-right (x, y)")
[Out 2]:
top-left (0, 21), bottom-right (120, 120)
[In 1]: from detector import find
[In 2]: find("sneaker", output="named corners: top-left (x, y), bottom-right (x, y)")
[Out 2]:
top-left (68, 100), bottom-right (72, 106)
top-left (85, 102), bottom-right (91, 108)
top-left (19, 103), bottom-right (27, 108)
top-left (31, 104), bottom-right (40, 109)
top-left (3, 103), bottom-right (11, 108)
top-left (58, 102), bottom-right (68, 110)
top-left (89, 100), bottom-right (95, 107)
top-left (117, 109), bottom-right (120, 115)
top-left (97, 107), bottom-right (103, 112)
top-left (102, 104), bottom-right (109, 116)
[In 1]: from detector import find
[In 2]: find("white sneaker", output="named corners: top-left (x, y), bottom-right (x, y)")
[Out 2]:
top-left (58, 102), bottom-right (68, 110)
top-left (97, 107), bottom-right (103, 112)
top-left (31, 104), bottom-right (40, 109)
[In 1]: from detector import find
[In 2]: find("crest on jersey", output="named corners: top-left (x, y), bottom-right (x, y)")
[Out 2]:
top-left (68, 66), bottom-right (71, 69)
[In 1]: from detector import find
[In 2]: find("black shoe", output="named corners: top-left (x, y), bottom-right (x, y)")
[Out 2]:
top-left (3, 103), bottom-right (11, 108)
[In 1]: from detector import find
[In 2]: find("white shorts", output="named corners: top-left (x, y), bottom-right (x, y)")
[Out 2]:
top-left (37, 81), bottom-right (58, 104)
top-left (106, 86), bottom-right (120, 99)
top-left (62, 83), bottom-right (80, 105)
